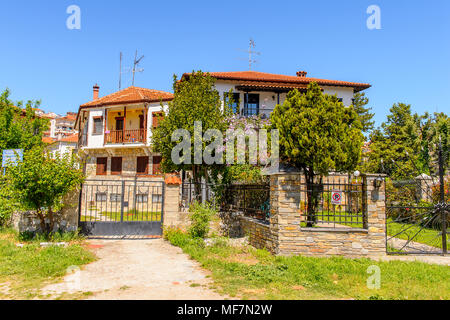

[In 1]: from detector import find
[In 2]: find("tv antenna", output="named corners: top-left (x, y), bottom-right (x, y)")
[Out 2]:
top-left (132, 50), bottom-right (145, 86)
top-left (118, 52), bottom-right (132, 90)
top-left (237, 38), bottom-right (260, 70)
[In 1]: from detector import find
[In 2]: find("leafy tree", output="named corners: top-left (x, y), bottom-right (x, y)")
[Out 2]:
top-left (270, 82), bottom-right (364, 226)
top-left (152, 71), bottom-right (230, 186)
top-left (363, 103), bottom-right (421, 178)
top-left (352, 92), bottom-right (375, 135)
top-left (0, 89), bottom-right (49, 154)
top-left (5, 147), bottom-right (84, 234)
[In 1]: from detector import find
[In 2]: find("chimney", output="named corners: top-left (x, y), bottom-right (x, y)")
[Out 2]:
top-left (296, 71), bottom-right (308, 78)
top-left (93, 84), bottom-right (100, 100)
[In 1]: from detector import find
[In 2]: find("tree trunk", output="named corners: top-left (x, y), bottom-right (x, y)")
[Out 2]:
top-left (305, 169), bottom-right (320, 227)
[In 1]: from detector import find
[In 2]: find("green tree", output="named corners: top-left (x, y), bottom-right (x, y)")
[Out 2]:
top-left (152, 71), bottom-right (230, 186)
top-left (270, 82), bottom-right (364, 226)
top-left (363, 103), bottom-right (420, 179)
top-left (5, 147), bottom-right (84, 234)
top-left (0, 89), bottom-right (49, 154)
top-left (352, 92), bottom-right (375, 135)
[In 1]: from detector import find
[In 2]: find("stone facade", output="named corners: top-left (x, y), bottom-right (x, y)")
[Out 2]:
top-left (11, 189), bottom-right (80, 233)
top-left (83, 147), bottom-right (162, 179)
top-left (240, 173), bottom-right (387, 257)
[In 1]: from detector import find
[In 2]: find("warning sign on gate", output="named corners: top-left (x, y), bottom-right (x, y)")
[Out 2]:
top-left (331, 191), bottom-right (343, 205)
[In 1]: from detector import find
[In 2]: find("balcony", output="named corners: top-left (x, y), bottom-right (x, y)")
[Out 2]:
top-left (105, 129), bottom-right (147, 144)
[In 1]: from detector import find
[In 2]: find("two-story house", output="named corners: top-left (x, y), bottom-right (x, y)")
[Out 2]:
top-left (75, 85), bottom-right (173, 179)
top-left (181, 70), bottom-right (371, 116)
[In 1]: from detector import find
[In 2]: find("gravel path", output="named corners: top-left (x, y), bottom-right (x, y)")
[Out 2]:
top-left (41, 239), bottom-right (227, 300)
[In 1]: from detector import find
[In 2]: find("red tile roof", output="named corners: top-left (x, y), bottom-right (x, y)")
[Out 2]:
top-left (60, 133), bottom-right (78, 143)
top-left (165, 174), bottom-right (182, 185)
top-left (42, 137), bottom-right (55, 144)
top-left (80, 86), bottom-right (174, 108)
top-left (181, 71), bottom-right (371, 92)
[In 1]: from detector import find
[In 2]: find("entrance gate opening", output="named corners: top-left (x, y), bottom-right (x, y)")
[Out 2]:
top-left (79, 179), bottom-right (164, 236)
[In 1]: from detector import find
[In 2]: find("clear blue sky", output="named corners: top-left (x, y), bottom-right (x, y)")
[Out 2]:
top-left (0, 0), bottom-right (448, 126)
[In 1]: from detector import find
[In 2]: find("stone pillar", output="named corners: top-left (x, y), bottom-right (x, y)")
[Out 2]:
top-left (163, 174), bottom-right (182, 227)
top-left (362, 174), bottom-right (387, 255)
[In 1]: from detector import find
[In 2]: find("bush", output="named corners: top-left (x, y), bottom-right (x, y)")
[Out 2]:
top-left (188, 201), bottom-right (217, 239)
top-left (164, 227), bottom-right (190, 247)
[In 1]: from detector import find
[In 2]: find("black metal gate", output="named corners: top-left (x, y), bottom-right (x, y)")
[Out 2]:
top-left (79, 179), bottom-right (165, 236)
top-left (385, 146), bottom-right (448, 255)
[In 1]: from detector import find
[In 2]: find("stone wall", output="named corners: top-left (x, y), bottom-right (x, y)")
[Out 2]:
top-left (239, 173), bottom-right (387, 258)
top-left (240, 216), bottom-right (277, 253)
top-left (11, 189), bottom-right (80, 233)
top-left (83, 148), bottom-right (163, 179)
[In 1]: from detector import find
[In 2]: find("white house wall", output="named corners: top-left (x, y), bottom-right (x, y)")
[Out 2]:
top-left (215, 81), bottom-right (355, 117)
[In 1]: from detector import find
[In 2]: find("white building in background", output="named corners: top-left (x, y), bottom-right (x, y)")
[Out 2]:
top-left (181, 70), bottom-right (371, 118)
top-left (44, 133), bottom-right (78, 157)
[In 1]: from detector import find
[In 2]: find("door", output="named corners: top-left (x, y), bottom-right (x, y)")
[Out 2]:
top-left (115, 118), bottom-right (124, 143)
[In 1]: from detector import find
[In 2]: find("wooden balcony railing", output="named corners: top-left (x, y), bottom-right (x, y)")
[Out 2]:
top-left (105, 129), bottom-right (147, 144)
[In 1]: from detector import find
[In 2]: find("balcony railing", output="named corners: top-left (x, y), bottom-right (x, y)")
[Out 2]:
top-left (105, 129), bottom-right (147, 144)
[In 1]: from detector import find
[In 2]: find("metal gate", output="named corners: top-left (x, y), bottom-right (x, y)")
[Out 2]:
top-left (385, 147), bottom-right (448, 255)
top-left (79, 179), bottom-right (165, 236)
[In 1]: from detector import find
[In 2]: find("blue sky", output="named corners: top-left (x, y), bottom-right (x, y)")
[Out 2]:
top-left (0, 0), bottom-right (448, 126)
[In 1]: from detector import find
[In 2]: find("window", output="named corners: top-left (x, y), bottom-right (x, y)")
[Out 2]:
top-left (152, 112), bottom-right (164, 128)
top-left (110, 193), bottom-right (121, 202)
top-left (152, 194), bottom-right (163, 204)
top-left (96, 193), bottom-right (107, 202)
top-left (224, 92), bottom-right (240, 114)
top-left (137, 156), bottom-right (149, 175)
top-left (96, 157), bottom-right (107, 176)
top-left (136, 194), bottom-right (149, 203)
top-left (93, 117), bottom-right (103, 135)
top-left (244, 94), bottom-right (259, 116)
top-left (337, 98), bottom-right (343, 103)
top-left (152, 156), bottom-right (162, 175)
top-left (111, 157), bottom-right (122, 175)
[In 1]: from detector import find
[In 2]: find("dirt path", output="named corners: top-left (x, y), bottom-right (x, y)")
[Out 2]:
top-left (41, 239), bottom-right (227, 300)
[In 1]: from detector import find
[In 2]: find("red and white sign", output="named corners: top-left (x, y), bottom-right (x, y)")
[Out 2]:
top-left (331, 191), bottom-right (343, 205)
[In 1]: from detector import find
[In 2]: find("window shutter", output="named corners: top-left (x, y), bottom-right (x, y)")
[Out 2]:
top-left (152, 156), bottom-right (162, 175)
top-left (152, 112), bottom-right (164, 128)
top-left (137, 156), bottom-right (149, 175)
top-left (96, 157), bottom-right (107, 176)
top-left (93, 117), bottom-right (103, 135)
top-left (111, 157), bottom-right (122, 175)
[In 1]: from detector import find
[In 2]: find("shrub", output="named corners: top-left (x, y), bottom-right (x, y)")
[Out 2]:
top-left (164, 227), bottom-right (190, 247)
top-left (188, 201), bottom-right (216, 239)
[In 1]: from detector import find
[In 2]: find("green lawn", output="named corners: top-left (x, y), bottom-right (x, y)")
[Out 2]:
top-left (165, 229), bottom-right (450, 300)
top-left (80, 210), bottom-right (161, 222)
top-left (0, 228), bottom-right (96, 299)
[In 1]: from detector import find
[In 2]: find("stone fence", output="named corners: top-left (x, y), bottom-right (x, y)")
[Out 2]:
top-left (237, 173), bottom-right (387, 257)
top-left (11, 190), bottom-right (80, 233)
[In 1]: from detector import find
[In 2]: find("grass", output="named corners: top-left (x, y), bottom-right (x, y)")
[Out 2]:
top-left (386, 218), bottom-right (449, 250)
top-left (80, 210), bottom-right (161, 222)
top-left (165, 228), bottom-right (450, 300)
top-left (0, 228), bottom-right (96, 299)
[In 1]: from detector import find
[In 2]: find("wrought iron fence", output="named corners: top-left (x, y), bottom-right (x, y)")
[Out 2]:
top-left (299, 175), bottom-right (366, 229)
top-left (180, 182), bottom-right (217, 210)
top-left (222, 183), bottom-right (271, 222)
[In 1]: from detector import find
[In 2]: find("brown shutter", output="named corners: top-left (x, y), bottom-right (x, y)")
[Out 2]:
top-left (152, 156), bottom-right (162, 175)
top-left (152, 112), bottom-right (164, 128)
top-left (111, 157), bottom-right (122, 175)
top-left (96, 157), bottom-right (107, 176)
top-left (136, 156), bottom-right (149, 175)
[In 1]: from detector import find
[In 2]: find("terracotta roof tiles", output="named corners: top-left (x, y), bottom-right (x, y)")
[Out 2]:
top-left (80, 86), bottom-right (173, 108)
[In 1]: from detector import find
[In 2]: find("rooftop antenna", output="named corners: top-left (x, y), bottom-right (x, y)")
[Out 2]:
top-left (235, 38), bottom-right (261, 71)
top-left (118, 52), bottom-right (132, 90)
top-left (132, 50), bottom-right (145, 86)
